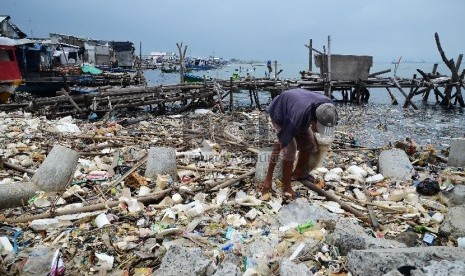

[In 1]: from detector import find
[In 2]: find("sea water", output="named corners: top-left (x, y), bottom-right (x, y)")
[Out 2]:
top-left (143, 61), bottom-right (465, 149)
top-left (143, 61), bottom-right (453, 105)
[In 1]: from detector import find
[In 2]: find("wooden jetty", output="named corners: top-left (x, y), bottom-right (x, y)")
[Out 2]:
top-left (0, 66), bottom-right (461, 117)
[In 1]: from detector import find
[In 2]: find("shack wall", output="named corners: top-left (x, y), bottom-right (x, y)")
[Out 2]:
top-left (116, 51), bottom-right (134, 68)
top-left (315, 54), bottom-right (373, 81)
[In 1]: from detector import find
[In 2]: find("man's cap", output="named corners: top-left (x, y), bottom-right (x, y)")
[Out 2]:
top-left (315, 103), bottom-right (337, 140)
top-left (315, 103), bottom-right (337, 127)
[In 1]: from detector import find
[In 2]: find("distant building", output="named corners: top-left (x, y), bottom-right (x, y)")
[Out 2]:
top-left (0, 15), bottom-right (27, 39)
top-left (109, 41), bottom-right (135, 68)
top-left (2, 16), bottom-right (136, 70)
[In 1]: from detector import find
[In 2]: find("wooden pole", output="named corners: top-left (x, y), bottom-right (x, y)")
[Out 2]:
top-left (403, 74), bottom-right (418, 108)
top-left (368, 69), bottom-right (391, 78)
top-left (274, 60), bottom-right (278, 80)
top-left (139, 41), bottom-right (142, 70)
top-left (176, 42), bottom-right (187, 83)
top-left (229, 77), bottom-right (233, 111)
top-left (390, 77), bottom-right (418, 109)
top-left (326, 35), bottom-right (332, 97)
top-left (385, 87), bottom-right (398, 105)
top-left (305, 38), bottom-right (313, 72)
top-left (60, 88), bottom-right (83, 113)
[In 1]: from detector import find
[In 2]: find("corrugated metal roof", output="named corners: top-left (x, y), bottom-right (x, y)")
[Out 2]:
top-left (0, 16), bottom-right (10, 23)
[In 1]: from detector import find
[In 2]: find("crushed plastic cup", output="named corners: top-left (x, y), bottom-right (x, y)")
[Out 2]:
top-left (458, 237), bottom-right (465, 248)
top-left (0, 236), bottom-right (14, 254)
top-left (95, 213), bottom-right (111, 228)
top-left (138, 186), bottom-right (151, 196)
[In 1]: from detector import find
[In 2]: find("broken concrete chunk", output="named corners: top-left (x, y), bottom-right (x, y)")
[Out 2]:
top-left (327, 219), bottom-right (406, 256)
top-left (439, 206), bottom-right (465, 239)
top-left (145, 147), bottom-right (177, 180)
top-left (379, 149), bottom-right (414, 180)
top-left (448, 138), bottom-right (465, 167)
top-left (280, 259), bottom-right (313, 276)
top-left (213, 262), bottom-right (242, 276)
top-left (155, 245), bottom-right (211, 276)
top-left (347, 247), bottom-right (465, 276)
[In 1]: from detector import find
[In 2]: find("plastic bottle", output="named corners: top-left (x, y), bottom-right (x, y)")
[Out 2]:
top-left (297, 220), bottom-right (314, 234)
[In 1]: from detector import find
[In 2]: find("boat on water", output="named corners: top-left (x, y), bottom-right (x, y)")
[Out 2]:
top-left (161, 64), bottom-right (179, 73)
top-left (0, 40), bottom-right (22, 103)
top-left (183, 74), bottom-right (205, 83)
top-left (185, 57), bottom-right (226, 71)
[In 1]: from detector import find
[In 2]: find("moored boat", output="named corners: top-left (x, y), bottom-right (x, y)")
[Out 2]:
top-left (183, 73), bottom-right (205, 83)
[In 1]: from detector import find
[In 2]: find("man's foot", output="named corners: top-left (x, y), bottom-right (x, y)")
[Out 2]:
top-left (258, 181), bottom-right (272, 195)
top-left (282, 187), bottom-right (298, 201)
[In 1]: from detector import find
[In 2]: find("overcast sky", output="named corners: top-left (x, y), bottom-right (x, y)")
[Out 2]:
top-left (3, 0), bottom-right (464, 63)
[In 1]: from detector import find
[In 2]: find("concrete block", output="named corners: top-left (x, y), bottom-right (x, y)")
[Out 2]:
top-left (280, 259), bottom-right (313, 276)
top-left (378, 149), bottom-right (414, 180)
top-left (32, 145), bottom-right (79, 190)
top-left (448, 138), bottom-right (465, 167)
top-left (145, 147), bottom-right (177, 180)
top-left (439, 206), bottom-right (465, 239)
top-left (154, 245), bottom-right (211, 276)
top-left (213, 262), bottom-right (241, 276)
top-left (0, 145), bottom-right (79, 210)
top-left (421, 260), bottom-right (465, 276)
top-left (327, 219), bottom-right (406, 256)
top-left (278, 198), bottom-right (338, 226)
top-left (254, 147), bottom-right (283, 183)
top-left (442, 185), bottom-right (465, 206)
top-left (347, 247), bottom-right (465, 276)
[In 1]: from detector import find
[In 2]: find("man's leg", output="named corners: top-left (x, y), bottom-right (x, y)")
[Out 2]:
top-left (282, 159), bottom-right (296, 197)
top-left (292, 129), bottom-right (318, 179)
top-left (292, 150), bottom-right (311, 178)
top-left (260, 141), bottom-right (281, 194)
top-left (280, 140), bottom-right (298, 198)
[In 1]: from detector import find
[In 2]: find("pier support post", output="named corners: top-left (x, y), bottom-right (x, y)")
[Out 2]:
top-left (229, 77), bottom-right (233, 111)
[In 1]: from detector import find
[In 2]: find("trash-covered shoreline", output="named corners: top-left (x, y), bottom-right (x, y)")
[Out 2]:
top-left (1, 104), bottom-right (465, 276)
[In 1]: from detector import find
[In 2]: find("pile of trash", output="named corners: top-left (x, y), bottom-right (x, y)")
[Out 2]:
top-left (1, 106), bottom-right (465, 276)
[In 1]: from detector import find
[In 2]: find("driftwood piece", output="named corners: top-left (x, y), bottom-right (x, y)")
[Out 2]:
top-left (5, 188), bottom-right (172, 224)
top-left (59, 88), bottom-right (83, 113)
top-left (300, 179), bottom-right (370, 224)
top-left (1, 160), bottom-right (35, 175)
top-left (435, 32), bottom-right (464, 107)
top-left (209, 169), bottom-right (256, 191)
top-left (222, 129), bottom-right (259, 154)
top-left (108, 153), bottom-right (148, 188)
top-left (177, 165), bottom-right (248, 174)
top-left (213, 83), bottom-right (225, 113)
top-left (362, 181), bottom-right (380, 229)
